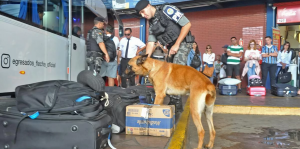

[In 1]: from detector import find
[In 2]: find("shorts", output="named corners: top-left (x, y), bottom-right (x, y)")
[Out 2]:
top-left (226, 64), bottom-right (240, 77)
top-left (99, 60), bottom-right (117, 78)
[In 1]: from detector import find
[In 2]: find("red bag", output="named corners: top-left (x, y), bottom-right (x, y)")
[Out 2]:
top-left (247, 86), bottom-right (266, 96)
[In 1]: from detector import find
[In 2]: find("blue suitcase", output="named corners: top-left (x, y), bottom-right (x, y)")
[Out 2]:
top-left (219, 85), bottom-right (238, 95)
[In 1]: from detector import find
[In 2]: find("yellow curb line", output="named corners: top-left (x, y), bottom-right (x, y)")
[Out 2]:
top-left (214, 105), bottom-right (300, 115)
top-left (168, 98), bottom-right (190, 149)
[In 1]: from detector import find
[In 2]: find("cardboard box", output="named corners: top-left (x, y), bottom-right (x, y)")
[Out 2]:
top-left (125, 104), bottom-right (175, 137)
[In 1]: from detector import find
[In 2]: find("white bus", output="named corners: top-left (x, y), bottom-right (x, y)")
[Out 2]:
top-left (0, 0), bottom-right (123, 95)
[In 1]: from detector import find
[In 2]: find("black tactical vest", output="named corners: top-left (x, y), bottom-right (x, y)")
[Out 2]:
top-left (149, 4), bottom-right (181, 46)
top-left (86, 28), bottom-right (102, 53)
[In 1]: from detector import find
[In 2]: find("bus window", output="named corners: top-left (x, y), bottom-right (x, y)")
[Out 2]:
top-left (0, 0), bottom-right (85, 37)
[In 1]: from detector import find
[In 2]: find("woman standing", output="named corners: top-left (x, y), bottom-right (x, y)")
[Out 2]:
top-left (242, 39), bottom-right (261, 87)
top-left (187, 42), bottom-right (202, 71)
top-left (276, 42), bottom-right (292, 81)
top-left (203, 45), bottom-right (215, 83)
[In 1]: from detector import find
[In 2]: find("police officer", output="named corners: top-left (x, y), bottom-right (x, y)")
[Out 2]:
top-left (135, 0), bottom-right (194, 112)
top-left (86, 17), bottom-right (110, 73)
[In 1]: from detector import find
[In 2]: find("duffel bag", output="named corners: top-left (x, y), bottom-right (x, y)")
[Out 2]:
top-left (128, 85), bottom-right (156, 104)
top-left (104, 87), bottom-right (139, 133)
top-left (0, 100), bottom-right (112, 149)
top-left (15, 80), bottom-right (107, 117)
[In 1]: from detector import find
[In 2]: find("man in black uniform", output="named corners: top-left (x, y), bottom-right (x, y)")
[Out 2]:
top-left (135, 0), bottom-right (194, 112)
top-left (86, 17), bottom-right (110, 73)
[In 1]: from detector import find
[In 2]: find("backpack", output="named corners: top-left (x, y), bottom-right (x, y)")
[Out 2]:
top-left (103, 35), bottom-right (116, 62)
top-left (290, 49), bottom-right (296, 60)
top-left (221, 53), bottom-right (228, 65)
top-left (249, 78), bottom-right (263, 87)
top-left (190, 52), bottom-right (201, 69)
top-left (15, 80), bottom-right (107, 117)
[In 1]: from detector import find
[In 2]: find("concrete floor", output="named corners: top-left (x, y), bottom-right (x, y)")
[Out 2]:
top-left (216, 89), bottom-right (300, 107)
top-left (105, 95), bottom-right (188, 149)
top-left (186, 114), bottom-right (300, 149)
top-left (2, 90), bottom-right (300, 149)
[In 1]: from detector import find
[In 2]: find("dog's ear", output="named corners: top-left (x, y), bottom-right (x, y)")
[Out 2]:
top-left (136, 54), bottom-right (148, 65)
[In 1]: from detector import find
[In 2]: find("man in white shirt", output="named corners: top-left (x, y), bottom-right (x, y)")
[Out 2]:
top-left (118, 28), bottom-right (146, 88)
top-left (99, 25), bottom-right (119, 86)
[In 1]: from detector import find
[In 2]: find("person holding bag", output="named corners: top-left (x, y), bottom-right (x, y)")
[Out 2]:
top-left (242, 39), bottom-right (261, 87)
top-left (276, 42), bottom-right (292, 83)
top-left (202, 45), bottom-right (215, 83)
top-left (187, 42), bottom-right (202, 71)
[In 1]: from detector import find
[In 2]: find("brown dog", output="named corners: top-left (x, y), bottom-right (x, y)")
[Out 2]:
top-left (125, 55), bottom-right (216, 149)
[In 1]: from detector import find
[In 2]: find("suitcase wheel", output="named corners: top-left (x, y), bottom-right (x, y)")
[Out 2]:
top-left (100, 139), bottom-right (108, 149)
top-left (227, 92), bottom-right (233, 95)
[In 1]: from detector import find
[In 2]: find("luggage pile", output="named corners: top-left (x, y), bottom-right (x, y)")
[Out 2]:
top-left (0, 70), bottom-right (158, 149)
top-left (271, 70), bottom-right (297, 97)
top-left (247, 75), bottom-right (266, 96)
top-left (0, 80), bottom-right (112, 149)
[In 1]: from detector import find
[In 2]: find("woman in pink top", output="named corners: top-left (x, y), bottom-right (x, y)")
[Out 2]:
top-left (242, 39), bottom-right (261, 87)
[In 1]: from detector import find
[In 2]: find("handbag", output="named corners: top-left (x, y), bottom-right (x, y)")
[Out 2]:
top-left (202, 54), bottom-right (214, 77)
top-left (190, 53), bottom-right (201, 69)
top-left (278, 69), bottom-right (291, 83)
top-left (203, 65), bottom-right (214, 77)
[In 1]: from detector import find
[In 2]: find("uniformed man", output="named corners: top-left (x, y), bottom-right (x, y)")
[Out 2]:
top-left (86, 17), bottom-right (110, 73)
top-left (135, 0), bottom-right (194, 112)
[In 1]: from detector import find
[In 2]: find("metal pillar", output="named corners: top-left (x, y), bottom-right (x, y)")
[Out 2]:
top-left (68, 0), bottom-right (72, 80)
top-left (81, 1), bottom-right (84, 38)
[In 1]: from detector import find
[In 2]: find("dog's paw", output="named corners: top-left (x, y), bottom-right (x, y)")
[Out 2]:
top-left (203, 144), bottom-right (212, 149)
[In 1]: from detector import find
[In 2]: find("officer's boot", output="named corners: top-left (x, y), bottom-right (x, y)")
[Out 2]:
top-left (168, 95), bottom-right (183, 113)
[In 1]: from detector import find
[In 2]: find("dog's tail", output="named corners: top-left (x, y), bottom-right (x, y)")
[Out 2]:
top-left (205, 84), bottom-right (216, 106)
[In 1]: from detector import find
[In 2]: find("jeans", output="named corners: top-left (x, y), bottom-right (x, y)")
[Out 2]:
top-left (261, 63), bottom-right (277, 87)
top-left (247, 63), bottom-right (256, 87)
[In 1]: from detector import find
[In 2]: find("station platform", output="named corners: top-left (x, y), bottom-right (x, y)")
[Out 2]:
top-left (105, 89), bottom-right (300, 149)
top-left (1, 89), bottom-right (299, 149)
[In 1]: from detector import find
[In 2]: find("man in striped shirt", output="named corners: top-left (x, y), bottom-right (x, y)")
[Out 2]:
top-left (261, 36), bottom-right (278, 87)
top-left (227, 37), bottom-right (244, 93)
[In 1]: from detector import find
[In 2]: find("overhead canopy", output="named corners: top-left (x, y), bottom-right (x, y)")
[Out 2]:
top-left (102, 0), bottom-right (193, 10)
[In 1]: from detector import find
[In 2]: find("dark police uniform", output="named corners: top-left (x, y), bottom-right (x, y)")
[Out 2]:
top-left (86, 26), bottom-right (104, 73)
top-left (86, 26), bottom-right (104, 52)
top-left (148, 4), bottom-right (192, 65)
top-left (135, 0), bottom-right (194, 112)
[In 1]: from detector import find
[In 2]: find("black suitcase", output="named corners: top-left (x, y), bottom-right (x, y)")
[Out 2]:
top-left (0, 99), bottom-right (112, 149)
top-left (104, 87), bottom-right (139, 133)
top-left (128, 85), bottom-right (156, 104)
top-left (219, 85), bottom-right (238, 95)
top-left (271, 84), bottom-right (298, 97)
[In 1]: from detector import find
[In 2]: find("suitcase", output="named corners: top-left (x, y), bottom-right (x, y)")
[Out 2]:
top-left (0, 99), bottom-right (112, 149)
top-left (104, 87), bottom-right (140, 133)
top-left (271, 84), bottom-right (298, 97)
top-left (219, 85), bottom-right (238, 95)
top-left (247, 86), bottom-right (266, 96)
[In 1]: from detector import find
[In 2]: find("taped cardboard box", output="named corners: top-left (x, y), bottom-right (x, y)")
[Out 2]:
top-left (125, 104), bottom-right (175, 137)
